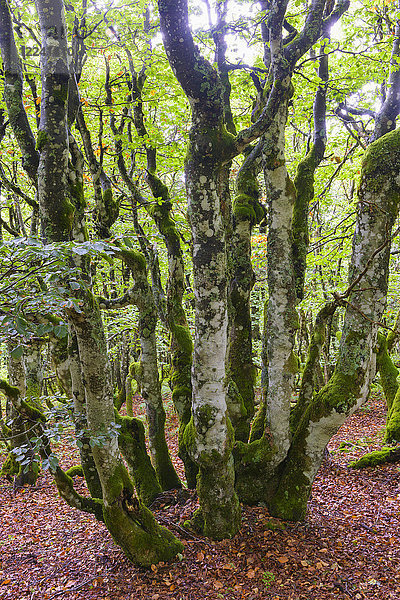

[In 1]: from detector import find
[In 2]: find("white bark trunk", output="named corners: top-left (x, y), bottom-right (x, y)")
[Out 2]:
top-left (263, 104), bottom-right (298, 460)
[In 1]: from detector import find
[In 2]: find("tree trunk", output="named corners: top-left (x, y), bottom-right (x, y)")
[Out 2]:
top-left (263, 102), bottom-right (299, 462)
top-left (33, 0), bottom-right (183, 565)
top-left (158, 0), bottom-right (242, 540)
top-left (184, 156), bottom-right (240, 538)
top-left (1, 343), bottom-right (39, 486)
top-left (70, 298), bottom-right (182, 563)
top-left (115, 249), bottom-right (181, 491)
top-left (68, 329), bottom-right (103, 499)
top-left (0, 0), bottom-right (39, 181)
top-left (227, 141), bottom-right (265, 442)
top-left (270, 128), bottom-right (400, 520)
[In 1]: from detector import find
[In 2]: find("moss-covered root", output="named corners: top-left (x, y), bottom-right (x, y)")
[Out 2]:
top-left (178, 422), bottom-right (198, 489)
top-left (117, 414), bottom-right (162, 505)
top-left (195, 456), bottom-right (241, 540)
top-left (376, 332), bottom-right (399, 411)
top-left (233, 436), bottom-right (278, 505)
top-left (103, 465), bottom-right (183, 566)
top-left (384, 384), bottom-right (400, 444)
top-left (349, 446), bottom-right (400, 469)
top-left (53, 467), bottom-right (104, 522)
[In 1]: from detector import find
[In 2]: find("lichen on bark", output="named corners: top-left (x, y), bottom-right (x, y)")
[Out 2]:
top-left (269, 127), bottom-right (400, 521)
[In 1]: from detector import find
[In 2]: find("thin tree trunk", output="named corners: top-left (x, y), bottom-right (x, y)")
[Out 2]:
top-left (228, 141), bottom-right (265, 442)
top-left (263, 102), bottom-right (299, 461)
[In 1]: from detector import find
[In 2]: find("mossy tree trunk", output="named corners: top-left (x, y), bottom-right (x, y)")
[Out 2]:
top-left (158, 0), bottom-right (242, 539)
top-left (384, 384), bottom-right (400, 444)
top-left (68, 329), bottom-right (103, 499)
top-left (116, 413), bottom-right (162, 506)
top-left (228, 141), bottom-right (265, 443)
top-left (34, 0), bottom-right (74, 243)
top-left (262, 101), bottom-right (299, 462)
top-left (267, 22), bottom-right (400, 517)
top-left (290, 301), bottom-right (337, 433)
top-left (292, 50), bottom-right (328, 301)
top-left (0, 379), bottom-right (104, 519)
top-left (23, 338), bottom-right (44, 410)
top-left (32, 0), bottom-right (183, 565)
top-left (146, 196), bottom-right (196, 487)
top-left (49, 331), bottom-right (72, 397)
top-left (0, 0), bottom-right (39, 181)
top-left (373, 330), bottom-right (400, 444)
top-left (234, 102), bottom-right (299, 502)
top-left (269, 127), bottom-right (400, 520)
top-left (69, 299), bottom-right (182, 563)
top-left (104, 249), bottom-right (181, 492)
top-left (376, 332), bottom-right (399, 410)
top-left (211, 3), bottom-right (258, 445)
top-left (158, 0), bottom-right (347, 537)
top-left (0, 343), bottom-right (39, 486)
top-left (111, 47), bottom-right (197, 486)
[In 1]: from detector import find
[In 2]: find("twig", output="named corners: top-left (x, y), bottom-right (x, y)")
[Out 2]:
top-left (46, 575), bottom-right (99, 599)
top-left (157, 515), bottom-right (211, 545)
top-left (333, 579), bottom-right (355, 599)
top-left (359, 523), bottom-right (378, 534)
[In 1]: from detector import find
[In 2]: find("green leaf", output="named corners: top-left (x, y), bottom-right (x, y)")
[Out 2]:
top-left (37, 323), bottom-right (54, 336)
top-left (10, 346), bottom-right (23, 360)
top-left (54, 325), bottom-right (68, 339)
top-left (15, 316), bottom-right (28, 335)
top-left (72, 245), bottom-right (90, 255)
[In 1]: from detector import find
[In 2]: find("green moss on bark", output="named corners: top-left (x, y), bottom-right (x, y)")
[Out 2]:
top-left (36, 129), bottom-right (48, 151)
top-left (102, 464), bottom-right (183, 566)
top-left (233, 436), bottom-right (278, 505)
top-left (196, 456), bottom-right (241, 539)
top-left (376, 332), bottom-right (399, 410)
top-left (349, 447), bottom-right (400, 468)
top-left (117, 414), bottom-right (162, 505)
top-left (385, 386), bottom-right (400, 444)
top-left (292, 147), bottom-right (318, 301)
top-left (269, 370), bottom-right (358, 521)
top-left (66, 465), bottom-right (84, 478)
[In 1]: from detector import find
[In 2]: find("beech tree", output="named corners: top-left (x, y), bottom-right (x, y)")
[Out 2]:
top-left (1, 0), bottom-right (400, 567)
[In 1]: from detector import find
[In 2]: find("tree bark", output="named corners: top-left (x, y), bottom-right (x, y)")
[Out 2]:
top-left (262, 102), bottom-right (299, 461)
top-left (33, 0), bottom-right (183, 565)
top-left (228, 141), bottom-right (265, 442)
top-left (158, 0), bottom-right (241, 539)
top-left (0, 0), bottom-right (39, 180)
top-left (108, 249), bottom-right (182, 491)
top-left (270, 128), bottom-right (400, 520)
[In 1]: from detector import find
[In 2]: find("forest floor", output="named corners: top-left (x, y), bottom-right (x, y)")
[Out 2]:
top-left (1, 391), bottom-right (400, 600)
